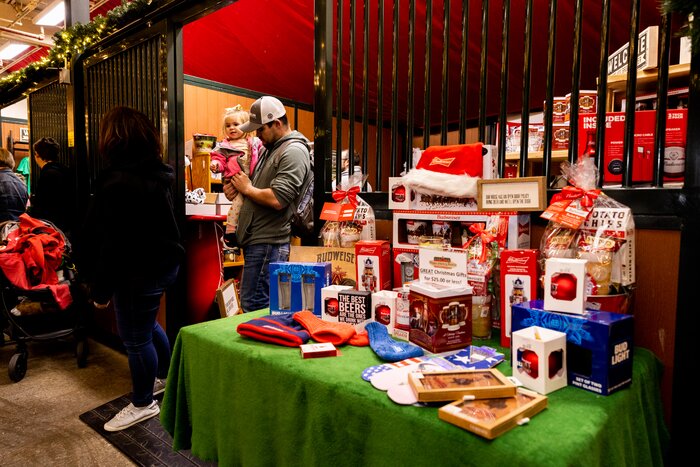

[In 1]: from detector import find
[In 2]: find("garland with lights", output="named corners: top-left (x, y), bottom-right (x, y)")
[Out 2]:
top-left (0, 0), bottom-right (154, 98)
top-left (661, 1), bottom-right (699, 54)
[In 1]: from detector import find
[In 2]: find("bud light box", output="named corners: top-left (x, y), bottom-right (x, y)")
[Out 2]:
top-left (269, 262), bottom-right (332, 316)
top-left (511, 300), bottom-right (634, 395)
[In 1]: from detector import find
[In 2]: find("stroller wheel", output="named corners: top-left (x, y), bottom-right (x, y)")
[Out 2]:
top-left (76, 339), bottom-right (89, 368)
top-left (8, 351), bottom-right (28, 382)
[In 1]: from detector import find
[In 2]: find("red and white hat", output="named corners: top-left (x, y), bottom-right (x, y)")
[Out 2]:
top-left (401, 143), bottom-right (483, 198)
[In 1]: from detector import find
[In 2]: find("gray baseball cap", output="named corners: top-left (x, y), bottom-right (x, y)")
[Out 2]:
top-left (239, 96), bottom-right (287, 132)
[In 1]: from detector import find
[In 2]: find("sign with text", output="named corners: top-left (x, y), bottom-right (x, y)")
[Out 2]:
top-left (418, 248), bottom-right (468, 287)
top-left (477, 176), bottom-right (546, 212)
top-left (608, 26), bottom-right (658, 76)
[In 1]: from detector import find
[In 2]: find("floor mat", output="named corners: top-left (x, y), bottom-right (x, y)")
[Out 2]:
top-left (79, 393), bottom-right (213, 467)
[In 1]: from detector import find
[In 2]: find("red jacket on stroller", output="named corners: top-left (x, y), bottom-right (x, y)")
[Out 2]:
top-left (0, 213), bottom-right (72, 309)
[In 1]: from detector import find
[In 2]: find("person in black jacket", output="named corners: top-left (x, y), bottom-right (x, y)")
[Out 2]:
top-left (80, 107), bottom-right (184, 432)
top-left (30, 137), bottom-right (76, 237)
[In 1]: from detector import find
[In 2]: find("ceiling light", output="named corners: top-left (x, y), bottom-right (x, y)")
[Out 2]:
top-left (0, 43), bottom-right (31, 61)
top-left (34, 1), bottom-right (65, 27)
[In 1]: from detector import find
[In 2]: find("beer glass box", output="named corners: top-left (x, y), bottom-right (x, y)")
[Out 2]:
top-left (511, 300), bottom-right (634, 395)
top-left (269, 262), bottom-right (332, 316)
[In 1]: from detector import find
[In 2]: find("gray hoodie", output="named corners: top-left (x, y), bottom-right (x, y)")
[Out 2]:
top-left (236, 131), bottom-right (311, 246)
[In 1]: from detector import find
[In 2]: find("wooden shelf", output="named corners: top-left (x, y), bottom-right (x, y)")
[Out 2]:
top-left (604, 63), bottom-right (690, 92)
top-left (505, 150), bottom-right (568, 161)
top-left (223, 260), bottom-right (244, 268)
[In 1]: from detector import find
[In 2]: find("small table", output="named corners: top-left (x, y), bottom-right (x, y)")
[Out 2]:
top-left (161, 310), bottom-right (669, 466)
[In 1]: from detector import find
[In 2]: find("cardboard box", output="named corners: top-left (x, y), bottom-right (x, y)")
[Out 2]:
top-left (408, 281), bottom-right (473, 353)
top-left (290, 246), bottom-right (357, 287)
top-left (356, 240), bottom-right (392, 293)
top-left (185, 203), bottom-right (218, 216)
top-left (544, 258), bottom-right (587, 315)
top-left (372, 289), bottom-right (399, 334)
top-left (552, 123), bottom-right (569, 150)
top-left (512, 300), bottom-right (634, 395)
top-left (337, 289), bottom-right (373, 331)
top-left (393, 248), bottom-right (419, 287)
top-left (565, 90), bottom-right (597, 121)
top-left (392, 211), bottom-right (530, 251)
top-left (512, 326), bottom-right (567, 394)
top-left (269, 262), bottom-right (332, 316)
top-left (500, 249), bottom-right (539, 348)
top-left (482, 144), bottom-right (499, 179)
top-left (393, 286), bottom-right (411, 340)
top-left (321, 285), bottom-right (354, 322)
top-left (578, 110), bottom-right (688, 184)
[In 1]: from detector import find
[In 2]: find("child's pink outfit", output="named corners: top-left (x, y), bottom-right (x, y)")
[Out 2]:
top-left (210, 137), bottom-right (262, 236)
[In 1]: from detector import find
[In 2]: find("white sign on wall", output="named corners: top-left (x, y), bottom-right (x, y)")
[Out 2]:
top-left (608, 26), bottom-right (659, 76)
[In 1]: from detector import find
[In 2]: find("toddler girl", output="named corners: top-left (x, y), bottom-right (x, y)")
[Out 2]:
top-left (210, 105), bottom-right (262, 246)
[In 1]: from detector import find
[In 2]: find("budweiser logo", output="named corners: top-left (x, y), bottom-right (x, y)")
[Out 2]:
top-left (506, 256), bottom-right (530, 265)
top-left (358, 248), bottom-right (376, 254)
top-left (429, 157), bottom-right (455, 167)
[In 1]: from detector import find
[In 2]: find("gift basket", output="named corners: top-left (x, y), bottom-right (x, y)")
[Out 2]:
top-left (540, 156), bottom-right (635, 313)
top-left (320, 174), bottom-right (376, 248)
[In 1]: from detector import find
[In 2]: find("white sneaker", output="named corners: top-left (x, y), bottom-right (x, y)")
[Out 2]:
top-left (103, 401), bottom-right (160, 432)
top-left (153, 378), bottom-right (167, 396)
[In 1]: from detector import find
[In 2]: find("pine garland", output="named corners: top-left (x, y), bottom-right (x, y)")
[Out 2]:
top-left (661, 0), bottom-right (699, 53)
top-left (0, 0), bottom-right (153, 98)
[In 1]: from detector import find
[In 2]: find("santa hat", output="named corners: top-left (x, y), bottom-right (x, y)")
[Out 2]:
top-left (401, 143), bottom-right (483, 198)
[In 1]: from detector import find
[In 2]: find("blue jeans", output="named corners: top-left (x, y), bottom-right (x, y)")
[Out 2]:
top-left (240, 243), bottom-right (289, 312)
top-left (113, 266), bottom-right (179, 407)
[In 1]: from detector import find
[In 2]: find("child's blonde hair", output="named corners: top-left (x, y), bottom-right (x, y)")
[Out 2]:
top-left (223, 104), bottom-right (253, 139)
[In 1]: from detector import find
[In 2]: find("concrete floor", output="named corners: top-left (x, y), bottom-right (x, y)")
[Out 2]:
top-left (0, 336), bottom-right (136, 466)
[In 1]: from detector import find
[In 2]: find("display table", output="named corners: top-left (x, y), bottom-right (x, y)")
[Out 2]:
top-left (161, 311), bottom-right (669, 467)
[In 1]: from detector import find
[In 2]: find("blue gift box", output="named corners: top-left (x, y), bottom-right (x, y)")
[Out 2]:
top-left (511, 300), bottom-right (634, 395)
top-left (269, 262), bottom-right (332, 316)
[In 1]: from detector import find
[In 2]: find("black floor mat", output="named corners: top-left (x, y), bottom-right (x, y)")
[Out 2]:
top-left (79, 393), bottom-right (214, 467)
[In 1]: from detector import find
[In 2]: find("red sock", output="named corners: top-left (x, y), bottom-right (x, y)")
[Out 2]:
top-left (293, 311), bottom-right (368, 346)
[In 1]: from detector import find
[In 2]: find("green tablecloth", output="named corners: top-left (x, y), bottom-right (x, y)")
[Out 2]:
top-left (160, 310), bottom-right (669, 467)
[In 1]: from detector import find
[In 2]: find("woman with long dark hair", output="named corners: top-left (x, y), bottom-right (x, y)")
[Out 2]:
top-left (81, 107), bottom-right (184, 431)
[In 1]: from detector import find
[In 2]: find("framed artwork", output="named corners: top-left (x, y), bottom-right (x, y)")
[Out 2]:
top-left (216, 279), bottom-right (240, 318)
top-left (19, 127), bottom-right (29, 142)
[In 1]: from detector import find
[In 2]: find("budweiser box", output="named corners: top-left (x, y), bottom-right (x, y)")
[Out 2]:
top-left (544, 258), bottom-right (587, 315)
top-left (393, 248), bottom-right (419, 287)
top-left (578, 109), bottom-right (688, 184)
top-left (372, 289), bottom-right (399, 334)
top-left (269, 262), bottom-right (332, 316)
top-left (543, 97), bottom-right (568, 124)
top-left (408, 281), bottom-right (473, 353)
top-left (500, 249), bottom-right (539, 348)
top-left (337, 289), bottom-right (372, 331)
top-left (356, 240), bottom-right (392, 293)
top-left (321, 285), bottom-right (354, 322)
top-left (512, 300), bottom-right (634, 395)
top-left (552, 123), bottom-right (569, 150)
top-left (565, 90), bottom-right (597, 121)
top-left (393, 286), bottom-right (411, 340)
top-left (512, 326), bottom-right (567, 395)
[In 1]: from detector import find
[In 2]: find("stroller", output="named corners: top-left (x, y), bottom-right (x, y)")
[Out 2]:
top-left (0, 214), bottom-right (89, 382)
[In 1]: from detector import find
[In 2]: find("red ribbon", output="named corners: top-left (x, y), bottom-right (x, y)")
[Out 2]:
top-left (463, 223), bottom-right (496, 263)
top-left (332, 186), bottom-right (360, 207)
top-left (551, 186), bottom-right (600, 208)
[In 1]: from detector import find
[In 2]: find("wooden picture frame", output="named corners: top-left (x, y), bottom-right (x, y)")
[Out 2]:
top-left (476, 176), bottom-right (546, 212)
top-left (438, 387), bottom-right (548, 440)
top-left (408, 368), bottom-right (517, 402)
top-left (216, 279), bottom-right (240, 318)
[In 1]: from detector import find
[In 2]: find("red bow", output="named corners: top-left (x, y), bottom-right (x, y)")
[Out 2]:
top-left (463, 223), bottom-right (496, 263)
top-left (332, 186), bottom-right (360, 207)
top-left (551, 186), bottom-right (600, 208)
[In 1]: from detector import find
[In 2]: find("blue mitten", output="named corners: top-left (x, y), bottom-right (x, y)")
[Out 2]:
top-left (366, 322), bottom-right (424, 362)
